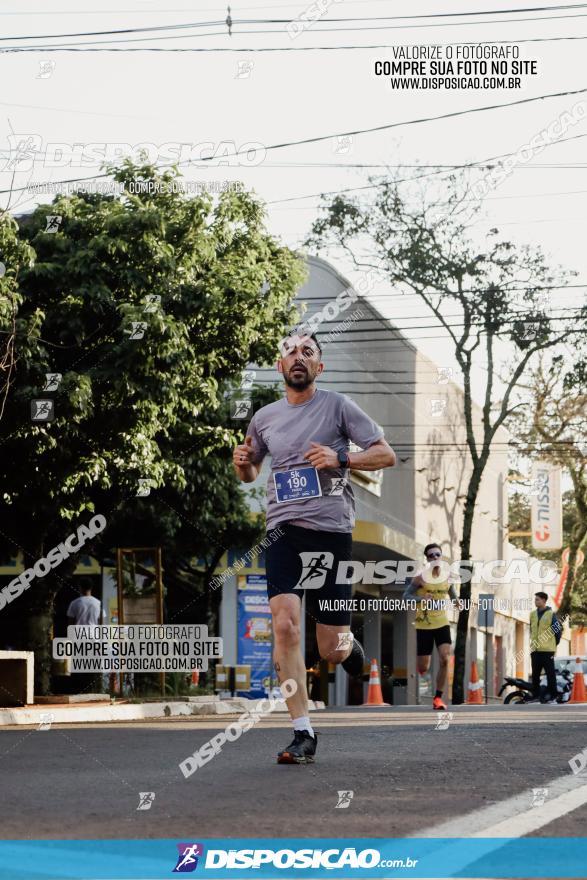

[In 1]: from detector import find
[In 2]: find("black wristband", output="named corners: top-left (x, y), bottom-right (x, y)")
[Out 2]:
top-left (338, 450), bottom-right (350, 468)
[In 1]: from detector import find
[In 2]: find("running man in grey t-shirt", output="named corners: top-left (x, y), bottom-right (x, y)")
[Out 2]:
top-left (233, 331), bottom-right (396, 764)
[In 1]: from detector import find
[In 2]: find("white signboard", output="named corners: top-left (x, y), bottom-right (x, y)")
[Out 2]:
top-left (531, 463), bottom-right (563, 551)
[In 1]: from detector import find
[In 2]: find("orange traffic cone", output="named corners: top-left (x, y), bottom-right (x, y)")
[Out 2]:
top-left (569, 657), bottom-right (587, 703)
top-left (466, 660), bottom-right (483, 704)
top-left (361, 659), bottom-right (390, 707)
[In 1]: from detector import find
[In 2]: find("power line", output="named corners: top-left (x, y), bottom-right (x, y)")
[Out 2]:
top-left (4, 157), bottom-right (585, 173)
top-left (312, 301), bottom-right (587, 315)
top-left (285, 214), bottom-right (587, 231)
top-left (260, 4), bottom-right (587, 20)
top-left (5, 11), bottom-right (587, 50)
top-left (269, 186), bottom-right (587, 209)
top-left (1, 4), bottom-right (584, 41)
top-left (0, 30), bottom-right (228, 51)
top-left (317, 333), bottom-right (587, 343)
top-left (6, 34), bottom-right (587, 51)
top-left (0, 18), bottom-right (224, 42)
top-left (293, 314), bottom-right (586, 333)
top-left (2, 87), bottom-right (586, 199)
top-left (3, 2), bottom-right (587, 18)
top-left (243, 11), bottom-right (587, 34)
top-left (267, 132), bottom-right (587, 205)
top-left (8, 153), bottom-right (587, 204)
top-left (302, 320), bottom-right (587, 341)
top-left (263, 334), bottom-right (587, 346)
top-left (294, 316), bottom-right (587, 330)
top-left (306, 284), bottom-right (587, 296)
top-left (199, 162), bottom-right (587, 171)
top-left (322, 314), bottom-right (587, 333)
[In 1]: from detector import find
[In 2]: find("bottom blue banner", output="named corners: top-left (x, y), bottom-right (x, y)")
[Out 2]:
top-left (0, 838), bottom-right (585, 879)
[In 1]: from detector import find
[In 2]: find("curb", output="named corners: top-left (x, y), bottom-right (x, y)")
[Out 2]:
top-left (0, 697), bottom-right (325, 726)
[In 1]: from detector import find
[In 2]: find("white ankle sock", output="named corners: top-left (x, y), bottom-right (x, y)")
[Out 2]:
top-left (292, 715), bottom-right (314, 737)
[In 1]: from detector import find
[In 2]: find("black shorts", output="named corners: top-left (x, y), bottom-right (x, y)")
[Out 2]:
top-left (265, 522), bottom-right (353, 626)
top-left (416, 625), bottom-right (452, 656)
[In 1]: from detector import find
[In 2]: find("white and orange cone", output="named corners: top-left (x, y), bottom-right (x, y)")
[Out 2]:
top-left (361, 658), bottom-right (390, 707)
top-left (569, 657), bottom-right (587, 704)
top-left (466, 660), bottom-right (483, 705)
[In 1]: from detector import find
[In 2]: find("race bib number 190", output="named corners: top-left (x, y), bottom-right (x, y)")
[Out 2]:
top-left (273, 466), bottom-right (322, 503)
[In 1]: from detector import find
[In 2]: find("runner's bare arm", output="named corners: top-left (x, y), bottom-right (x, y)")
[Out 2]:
top-left (303, 437), bottom-right (396, 471)
top-left (233, 436), bottom-right (262, 483)
top-left (234, 461), bottom-right (261, 483)
top-left (347, 438), bottom-right (395, 470)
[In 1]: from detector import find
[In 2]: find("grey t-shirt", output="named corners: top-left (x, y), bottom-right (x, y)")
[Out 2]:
top-left (246, 387), bottom-right (384, 533)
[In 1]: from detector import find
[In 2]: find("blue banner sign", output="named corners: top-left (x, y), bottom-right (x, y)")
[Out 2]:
top-left (0, 838), bottom-right (586, 879)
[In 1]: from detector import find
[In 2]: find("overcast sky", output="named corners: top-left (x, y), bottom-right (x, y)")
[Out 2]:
top-left (1, 0), bottom-right (585, 408)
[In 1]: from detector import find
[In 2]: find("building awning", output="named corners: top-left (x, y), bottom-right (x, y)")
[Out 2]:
top-left (353, 520), bottom-right (421, 562)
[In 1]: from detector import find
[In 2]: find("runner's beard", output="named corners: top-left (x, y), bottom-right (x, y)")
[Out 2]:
top-left (283, 366), bottom-right (314, 389)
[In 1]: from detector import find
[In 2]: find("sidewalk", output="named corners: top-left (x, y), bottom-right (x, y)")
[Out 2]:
top-left (0, 695), bottom-right (326, 726)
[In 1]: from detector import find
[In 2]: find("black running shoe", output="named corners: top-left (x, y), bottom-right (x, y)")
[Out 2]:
top-left (341, 636), bottom-right (365, 677)
top-left (277, 730), bottom-right (317, 764)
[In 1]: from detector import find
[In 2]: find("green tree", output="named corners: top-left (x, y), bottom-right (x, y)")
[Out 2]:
top-left (94, 380), bottom-right (282, 636)
top-left (306, 171), bottom-right (583, 703)
top-left (0, 214), bottom-right (37, 419)
top-left (0, 160), bottom-right (305, 694)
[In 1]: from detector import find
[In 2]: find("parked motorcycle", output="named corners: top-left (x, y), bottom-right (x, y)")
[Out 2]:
top-left (499, 667), bottom-right (572, 704)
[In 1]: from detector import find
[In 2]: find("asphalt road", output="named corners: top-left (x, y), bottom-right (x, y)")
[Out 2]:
top-left (1, 704), bottom-right (586, 840)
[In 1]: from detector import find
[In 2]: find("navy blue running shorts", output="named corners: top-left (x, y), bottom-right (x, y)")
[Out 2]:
top-left (265, 522), bottom-right (353, 626)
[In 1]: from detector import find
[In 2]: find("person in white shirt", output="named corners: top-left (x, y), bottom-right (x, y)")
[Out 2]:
top-left (67, 586), bottom-right (102, 626)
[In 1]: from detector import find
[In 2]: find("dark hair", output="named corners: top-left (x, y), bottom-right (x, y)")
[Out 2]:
top-left (424, 543), bottom-right (442, 557)
top-left (284, 330), bottom-right (322, 356)
top-left (534, 591), bottom-right (548, 601)
top-left (309, 333), bottom-right (322, 355)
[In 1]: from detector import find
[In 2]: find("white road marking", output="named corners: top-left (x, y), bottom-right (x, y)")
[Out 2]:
top-left (412, 772), bottom-right (587, 877)
top-left (476, 781), bottom-right (587, 837)
top-left (417, 771), bottom-right (587, 838)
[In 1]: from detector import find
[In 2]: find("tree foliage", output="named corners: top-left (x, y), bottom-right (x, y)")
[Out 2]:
top-left (0, 160), bottom-right (305, 693)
